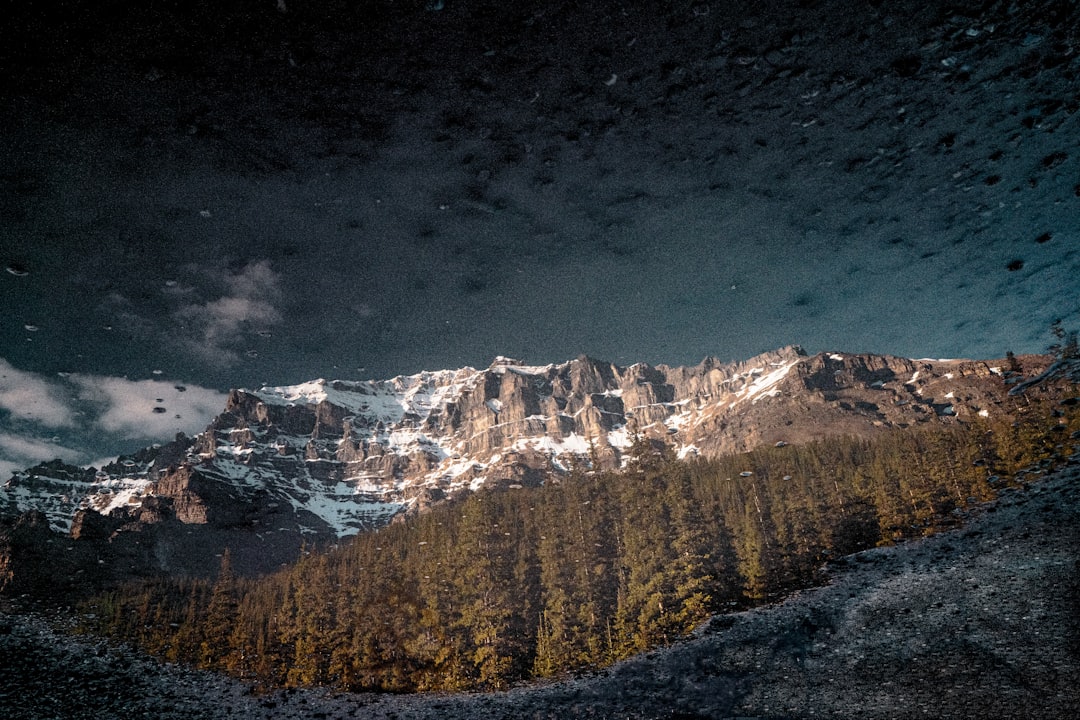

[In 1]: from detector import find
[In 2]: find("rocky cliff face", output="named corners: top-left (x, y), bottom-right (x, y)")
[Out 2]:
top-left (0, 348), bottom-right (1044, 556)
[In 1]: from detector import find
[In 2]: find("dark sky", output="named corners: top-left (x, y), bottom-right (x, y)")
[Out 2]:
top-left (2, 0), bottom-right (1078, 475)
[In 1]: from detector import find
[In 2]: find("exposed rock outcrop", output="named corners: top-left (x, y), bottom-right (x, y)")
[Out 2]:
top-left (0, 349), bottom-right (1051, 550)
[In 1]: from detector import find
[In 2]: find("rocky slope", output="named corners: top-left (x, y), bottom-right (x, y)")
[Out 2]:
top-left (0, 347), bottom-right (1050, 586)
top-left (3, 348), bottom-right (1042, 543)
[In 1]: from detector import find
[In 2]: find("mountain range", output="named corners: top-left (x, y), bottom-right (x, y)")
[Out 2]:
top-left (0, 345), bottom-right (1047, 586)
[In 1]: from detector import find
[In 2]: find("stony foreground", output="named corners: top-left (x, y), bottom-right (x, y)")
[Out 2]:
top-left (3, 463), bottom-right (1079, 719)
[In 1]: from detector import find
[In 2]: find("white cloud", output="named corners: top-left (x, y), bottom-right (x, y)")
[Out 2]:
top-left (0, 359), bottom-right (227, 478)
top-left (175, 260), bottom-right (282, 364)
top-left (72, 375), bottom-right (227, 440)
top-left (0, 358), bottom-right (75, 427)
top-left (0, 433), bottom-right (83, 464)
top-left (226, 259), bottom-right (280, 298)
top-left (199, 295), bottom-right (281, 342)
top-left (0, 431), bottom-right (85, 480)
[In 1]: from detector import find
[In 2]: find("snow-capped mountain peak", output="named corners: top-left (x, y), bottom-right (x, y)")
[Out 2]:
top-left (2, 347), bottom-right (1037, 548)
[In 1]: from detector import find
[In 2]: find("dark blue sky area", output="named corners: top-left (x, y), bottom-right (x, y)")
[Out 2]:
top-left (2, 0), bottom-right (1078, 474)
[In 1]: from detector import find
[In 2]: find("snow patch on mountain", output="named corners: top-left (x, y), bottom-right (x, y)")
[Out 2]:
top-left (3, 347), bottom-right (1037, 541)
top-left (253, 367), bottom-right (482, 426)
top-left (727, 359), bottom-right (800, 408)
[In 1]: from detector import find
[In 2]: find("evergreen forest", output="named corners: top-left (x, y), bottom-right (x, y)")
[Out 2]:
top-left (81, 388), bottom-right (1080, 693)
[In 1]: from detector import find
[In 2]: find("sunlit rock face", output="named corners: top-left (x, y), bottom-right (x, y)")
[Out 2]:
top-left (1, 348), bottom-right (1043, 546)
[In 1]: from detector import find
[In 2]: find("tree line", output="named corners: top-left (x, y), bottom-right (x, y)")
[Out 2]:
top-left (81, 388), bottom-right (1079, 692)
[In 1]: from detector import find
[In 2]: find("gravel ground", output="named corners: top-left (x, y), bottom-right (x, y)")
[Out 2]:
top-left (3, 463), bottom-right (1078, 719)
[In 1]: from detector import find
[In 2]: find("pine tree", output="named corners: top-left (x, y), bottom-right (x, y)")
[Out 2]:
top-left (199, 549), bottom-right (237, 669)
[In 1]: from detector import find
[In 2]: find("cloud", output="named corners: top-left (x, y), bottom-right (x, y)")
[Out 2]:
top-left (0, 359), bottom-right (227, 478)
top-left (0, 457), bottom-right (27, 481)
top-left (0, 358), bottom-right (75, 427)
top-left (199, 296), bottom-right (281, 343)
top-left (175, 260), bottom-right (282, 364)
top-left (72, 375), bottom-right (227, 440)
top-left (0, 431), bottom-right (85, 480)
top-left (0, 433), bottom-right (83, 464)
